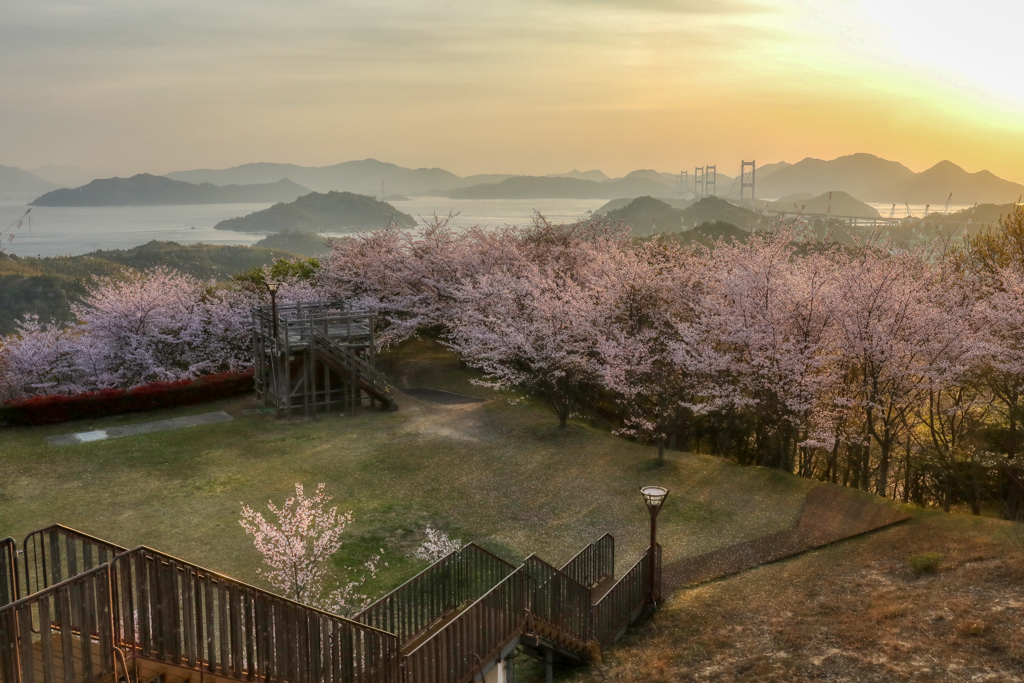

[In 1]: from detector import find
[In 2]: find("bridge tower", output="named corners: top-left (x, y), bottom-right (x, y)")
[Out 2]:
top-left (694, 166), bottom-right (705, 197)
top-left (705, 165), bottom-right (717, 197)
top-left (675, 171), bottom-right (689, 198)
top-left (740, 160), bottom-right (756, 209)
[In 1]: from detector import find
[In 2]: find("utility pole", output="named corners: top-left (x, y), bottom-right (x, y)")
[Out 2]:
top-left (740, 160), bottom-right (756, 209)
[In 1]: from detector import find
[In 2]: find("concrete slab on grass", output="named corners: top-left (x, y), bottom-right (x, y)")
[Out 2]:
top-left (47, 411), bottom-right (234, 446)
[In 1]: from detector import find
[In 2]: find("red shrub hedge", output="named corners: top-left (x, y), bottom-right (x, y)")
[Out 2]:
top-left (0, 370), bottom-right (255, 426)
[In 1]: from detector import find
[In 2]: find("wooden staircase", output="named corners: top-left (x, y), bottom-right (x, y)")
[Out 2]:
top-left (311, 330), bottom-right (397, 412)
top-left (2, 526), bottom-right (660, 683)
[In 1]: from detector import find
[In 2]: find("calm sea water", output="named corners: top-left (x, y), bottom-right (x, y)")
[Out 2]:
top-left (3, 196), bottom-right (977, 258)
top-left (0, 197), bottom-right (606, 257)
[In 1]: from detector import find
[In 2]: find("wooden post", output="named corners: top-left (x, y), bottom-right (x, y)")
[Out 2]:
top-left (284, 318), bottom-right (292, 420)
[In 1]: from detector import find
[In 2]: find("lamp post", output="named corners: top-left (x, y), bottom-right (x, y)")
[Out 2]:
top-left (267, 281), bottom-right (281, 340)
top-left (640, 485), bottom-right (668, 607)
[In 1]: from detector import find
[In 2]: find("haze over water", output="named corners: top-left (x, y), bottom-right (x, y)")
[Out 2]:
top-left (0, 198), bottom-right (607, 257)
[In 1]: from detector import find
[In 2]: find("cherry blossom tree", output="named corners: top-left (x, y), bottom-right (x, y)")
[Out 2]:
top-left (701, 228), bottom-right (843, 471)
top-left (0, 314), bottom-right (91, 397)
top-left (239, 483), bottom-right (384, 615)
top-left (1, 268), bottom-right (255, 399)
top-left (412, 525), bottom-right (462, 563)
top-left (830, 245), bottom-right (944, 495)
top-left (592, 240), bottom-right (715, 460)
top-left (446, 263), bottom-right (601, 427)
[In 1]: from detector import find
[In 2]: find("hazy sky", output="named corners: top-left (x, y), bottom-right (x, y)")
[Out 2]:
top-left (3, 0), bottom-right (1023, 182)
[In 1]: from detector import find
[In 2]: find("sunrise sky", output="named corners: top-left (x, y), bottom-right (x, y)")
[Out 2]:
top-left (3, 0), bottom-right (1023, 182)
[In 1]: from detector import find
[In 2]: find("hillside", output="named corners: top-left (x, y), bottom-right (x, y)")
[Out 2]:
top-left (214, 191), bottom-right (417, 233)
top-left (605, 196), bottom-right (686, 234)
top-left (0, 164), bottom-right (57, 199)
top-left (445, 175), bottom-right (672, 200)
top-left (872, 160), bottom-right (1024, 205)
top-left (30, 174), bottom-right (310, 206)
top-left (0, 241), bottom-right (301, 335)
top-left (682, 196), bottom-right (769, 231)
top-left (755, 161), bottom-right (792, 178)
top-left (596, 196), bottom-right (694, 214)
top-left (567, 512), bottom-right (1023, 682)
top-left (662, 220), bottom-right (751, 249)
top-left (756, 153), bottom-right (915, 200)
top-left (923, 202), bottom-right (1019, 227)
top-left (768, 190), bottom-right (880, 218)
top-left (604, 196), bottom-right (766, 237)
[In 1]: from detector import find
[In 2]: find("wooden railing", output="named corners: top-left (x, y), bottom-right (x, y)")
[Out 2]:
top-left (354, 545), bottom-right (514, 646)
top-left (2, 531), bottom-right (660, 683)
top-left (591, 545), bottom-right (660, 648)
top-left (0, 563), bottom-right (116, 683)
top-left (21, 525), bottom-right (125, 599)
top-left (254, 301), bottom-right (374, 350)
top-left (401, 567), bottom-right (528, 683)
top-left (112, 547), bottom-right (399, 683)
top-left (0, 539), bottom-right (16, 609)
top-left (522, 556), bottom-right (591, 644)
top-left (559, 533), bottom-right (614, 589)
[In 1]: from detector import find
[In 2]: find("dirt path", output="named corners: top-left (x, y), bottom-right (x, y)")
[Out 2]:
top-left (663, 486), bottom-right (911, 591)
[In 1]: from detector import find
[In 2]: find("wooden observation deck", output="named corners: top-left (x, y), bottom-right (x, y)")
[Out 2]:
top-left (252, 300), bottom-right (397, 418)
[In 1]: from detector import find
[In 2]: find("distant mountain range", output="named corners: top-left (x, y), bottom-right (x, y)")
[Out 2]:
top-left (547, 169), bottom-right (610, 182)
top-left (167, 159), bottom-right (472, 196)
top-left (0, 165), bottom-right (57, 199)
top-left (755, 154), bottom-right (1024, 205)
top-left (32, 164), bottom-right (107, 189)
top-left (6, 153), bottom-right (1023, 206)
top-left (214, 191), bottom-right (417, 233)
top-left (30, 174), bottom-right (311, 206)
top-left (756, 154), bottom-right (913, 199)
top-left (444, 175), bottom-right (674, 200)
top-left (871, 161), bottom-right (1024, 205)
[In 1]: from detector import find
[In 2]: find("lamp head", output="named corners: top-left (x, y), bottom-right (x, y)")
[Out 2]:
top-left (640, 485), bottom-right (669, 512)
top-left (266, 281), bottom-right (281, 295)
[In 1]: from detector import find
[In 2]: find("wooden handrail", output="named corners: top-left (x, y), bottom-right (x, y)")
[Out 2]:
top-left (21, 523), bottom-right (126, 599)
top-left (559, 533), bottom-right (614, 589)
top-left (113, 546), bottom-right (399, 683)
top-left (0, 562), bottom-right (117, 683)
top-left (0, 538), bottom-right (16, 608)
top-left (114, 545), bottom-right (396, 637)
top-left (354, 543), bottom-right (515, 646)
top-left (310, 329), bottom-right (397, 409)
top-left (591, 545), bottom-right (658, 647)
top-left (402, 566), bottom-right (529, 683)
top-left (522, 555), bottom-right (592, 643)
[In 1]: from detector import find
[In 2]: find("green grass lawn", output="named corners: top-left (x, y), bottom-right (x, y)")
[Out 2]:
top-left (0, 339), bottom-right (813, 602)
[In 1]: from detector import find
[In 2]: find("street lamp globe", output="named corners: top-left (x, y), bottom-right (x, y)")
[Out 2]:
top-left (266, 281), bottom-right (281, 294)
top-left (640, 485), bottom-right (669, 512)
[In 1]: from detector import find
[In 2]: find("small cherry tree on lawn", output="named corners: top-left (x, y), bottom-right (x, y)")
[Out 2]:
top-left (239, 483), bottom-right (384, 616)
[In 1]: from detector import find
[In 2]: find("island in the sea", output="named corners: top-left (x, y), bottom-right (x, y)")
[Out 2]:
top-left (30, 174), bottom-right (311, 206)
top-left (214, 191), bottom-right (418, 233)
